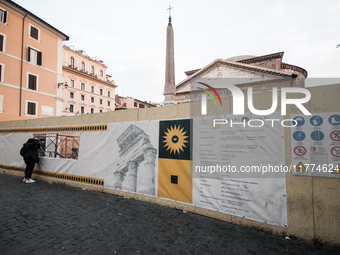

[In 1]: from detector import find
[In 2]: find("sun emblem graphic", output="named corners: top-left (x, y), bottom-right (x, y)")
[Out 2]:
top-left (163, 125), bottom-right (188, 155)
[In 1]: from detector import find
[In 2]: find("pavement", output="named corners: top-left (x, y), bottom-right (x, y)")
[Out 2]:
top-left (0, 173), bottom-right (339, 255)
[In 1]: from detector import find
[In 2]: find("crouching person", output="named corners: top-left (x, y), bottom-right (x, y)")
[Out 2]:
top-left (21, 138), bottom-right (40, 184)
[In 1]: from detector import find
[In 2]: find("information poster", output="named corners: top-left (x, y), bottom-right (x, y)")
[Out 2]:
top-left (291, 112), bottom-right (340, 177)
top-left (192, 112), bottom-right (287, 227)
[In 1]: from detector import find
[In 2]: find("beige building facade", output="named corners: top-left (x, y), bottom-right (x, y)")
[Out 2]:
top-left (115, 94), bottom-right (156, 110)
top-left (60, 45), bottom-right (117, 116)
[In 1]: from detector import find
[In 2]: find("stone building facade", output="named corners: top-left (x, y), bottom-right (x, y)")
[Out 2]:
top-left (175, 52), bottom-right (307, 104)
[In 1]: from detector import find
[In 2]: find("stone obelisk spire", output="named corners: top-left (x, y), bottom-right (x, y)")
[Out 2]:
top-left (163, 5), bottom-right (177, 105)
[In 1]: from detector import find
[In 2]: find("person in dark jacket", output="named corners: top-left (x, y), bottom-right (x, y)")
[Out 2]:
top-left (22, 138), bottom-right (40, 184)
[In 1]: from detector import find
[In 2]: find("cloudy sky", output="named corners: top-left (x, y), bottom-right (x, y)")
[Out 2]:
top-left (13, 0), bottom-right (340, 102)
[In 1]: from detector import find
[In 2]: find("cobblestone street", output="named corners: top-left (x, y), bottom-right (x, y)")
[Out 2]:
top-left (0, 173), bottom-right (339, 255)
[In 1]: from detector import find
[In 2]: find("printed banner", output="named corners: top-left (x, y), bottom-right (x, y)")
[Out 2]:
top-left (158, 119), bottom-right (192, 204)
top-left (1, 117), bottom-right (288, 227)
top-left (105, 121), bottom-right (159, 196)
top-left (0, 133), bottom-right (31, 168)
top-left (191, 112), bottom-right (287, 227)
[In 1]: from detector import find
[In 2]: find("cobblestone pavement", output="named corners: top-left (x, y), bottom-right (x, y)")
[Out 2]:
top-left (0, 173), bottom-right (339, 255)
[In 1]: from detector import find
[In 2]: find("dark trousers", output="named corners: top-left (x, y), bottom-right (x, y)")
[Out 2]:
top-left (25, 157), bottom-right (35, 179)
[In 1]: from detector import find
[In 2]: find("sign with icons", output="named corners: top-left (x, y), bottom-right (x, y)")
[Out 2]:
top-left (291, 112), bottom-right (340, 178)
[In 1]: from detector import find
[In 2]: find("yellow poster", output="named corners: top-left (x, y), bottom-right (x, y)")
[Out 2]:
top-left (158, 119), bottom-right (192, 204)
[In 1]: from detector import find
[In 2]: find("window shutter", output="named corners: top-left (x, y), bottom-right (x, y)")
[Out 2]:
top-left (27, 46), bottom-right (31, 62)
top-left (29, 74), bottom-right (33, 89)
top-left (28, 102), bottom-right (36, 115)
top-left (32, 103), bottom-right (36, 115)
top-left (30, 26), bottom-right (38, 40)
top-left (0, 34), bottom-right (3, 52)
top-left (37, 51), bottom-right (42, 65)
top-left (29, 74), bottom-right (37, 90)
top-left (3, 11), bottom-right (7, 23)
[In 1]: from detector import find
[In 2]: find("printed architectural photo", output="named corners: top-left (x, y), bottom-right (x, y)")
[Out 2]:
top-left (105, 122), bottom-right (159, 196)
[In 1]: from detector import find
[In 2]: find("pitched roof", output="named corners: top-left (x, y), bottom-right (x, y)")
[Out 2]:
top-left (176, 58), bottom-right (296, 91)
top-left (3, 0), bottom-right (69, 40)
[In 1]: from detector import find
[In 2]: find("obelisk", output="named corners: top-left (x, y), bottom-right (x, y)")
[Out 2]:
top-left (163, 6), bottom-right (177, 105)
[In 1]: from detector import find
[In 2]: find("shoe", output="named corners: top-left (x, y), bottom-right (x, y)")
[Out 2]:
top-left (23, 178), bottom-right (27, 182)
top-left (25, 178), bottom-right (36, 184)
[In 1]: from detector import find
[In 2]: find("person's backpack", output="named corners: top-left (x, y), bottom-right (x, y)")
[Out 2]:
top-left (20, 145), bottom-right (25, 156)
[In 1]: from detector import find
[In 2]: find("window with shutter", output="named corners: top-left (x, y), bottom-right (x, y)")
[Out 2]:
top-left (70, 57), bottom-right (75, 68)
top-left (28, 74), bottom-right (37, 90)
top-left (28, 47), bottom-right (42, 65)
top-left (69, 104), bottom-right (74, 113)
top-left (0, 9), bottom-right (7, 24)
top-left (30, 26), bottom-right (39, 40)
top-left (27, 102), bottom-right (36, 115)
top-left (0, 65), bottom-right (2, 82)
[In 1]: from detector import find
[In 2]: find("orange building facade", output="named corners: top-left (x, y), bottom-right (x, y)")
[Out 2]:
top-left (60, 46), bottom-right (117, 115)
top-left (0, 0), bottom-right (69, 121)
top-left (115, 95), bottom-right (157, 110)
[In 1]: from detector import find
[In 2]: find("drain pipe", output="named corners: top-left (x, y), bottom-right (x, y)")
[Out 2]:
top-left (19, 12), bottom-right (28, 116)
